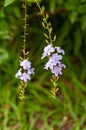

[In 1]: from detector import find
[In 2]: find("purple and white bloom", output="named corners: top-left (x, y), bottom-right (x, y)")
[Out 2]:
top-left (15, 59), bottom-right (34, 83)
top-left (27, 68), bottom-right (35, 75)
top-left (50, 53), bottom-right (62, 65)
top-left (55, 47), bottom-right (65, 55)
top-left (51, 66), bottom-right (62, 77)
top-left (44, 53), bottom-right (62, 70)
top-left (20, 59), bottom-right (31, 70)
top-left (20, 72), bottom-right (31, 83)
top-left (41, 45), bottom-right (66, 77)
top-left (44, 58), bottom-right (56, 70)
top-left (41, 44), bottom-right (55, 59)
top-left (58, 62), bottom-right (66, 68)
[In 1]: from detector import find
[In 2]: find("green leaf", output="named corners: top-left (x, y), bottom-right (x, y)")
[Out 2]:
top-left (41, 6), bottom-right (45, 13)
top-left (4, 0), bottom-right (15, 7)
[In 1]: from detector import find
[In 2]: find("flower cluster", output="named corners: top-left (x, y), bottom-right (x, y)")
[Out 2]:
top-left (41, 44), bottom-right (66, 77)
top-left (15, 59), bottom-right (34, 83)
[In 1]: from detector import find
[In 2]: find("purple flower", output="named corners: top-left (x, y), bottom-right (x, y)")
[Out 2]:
top-left (44, 53), bottom-right (62, 70)
top-left (15, 59), bottom-right (34, 83)
top-left (20, 59), bottom-right (31, 70)
top-left (51, 66), bottom-right (62, 77)
top-left (55, 47), bottom-right (65, 55)
top-left (27, 68), bottom-right (35, 75)
top-left (44, 59), bottom-right (55, 70)
top-left (58, 62), bottom-right (66, 68)
top-left (41, 45), bottom-right (66, 78)
top-left (42, 44), bottom-right (55, 59)
top-left (50, 53), bottom-right (62, 65)
top-left (20, 72), bottom-right (31, 83)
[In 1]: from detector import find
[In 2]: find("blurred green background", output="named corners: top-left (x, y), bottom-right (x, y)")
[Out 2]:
top-left (0, 0), bottom-right (86, 130)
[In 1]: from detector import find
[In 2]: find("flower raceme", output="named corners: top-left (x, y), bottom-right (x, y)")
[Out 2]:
top-left (15, 59), bottom-right (34, 83)
top-left (41, 44), bottom-right (66, 77)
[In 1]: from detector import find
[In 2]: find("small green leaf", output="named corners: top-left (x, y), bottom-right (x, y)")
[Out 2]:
top-left (41, 6), bottom-right (45, 13)
top-left (19, 57), bottom-right (23, 61)
top-left (46, 14), bottom-right (49, 19)
top-left (44, 33), bottom-right (49, 38)
top-left (42, 22), bottom-right (46, 28)
top-left (53, 35), bottom-right (56, 41)
top-left (25, 51), bottom-right (29, 55)
top-left (49, 27), bottom-right (53, 34)
top-left (4, 0), bottom-right (15, 7)
top-left (43, 18), bottom-right (46, 22)
top-left (45, 39), bottom-right (49, 44)
top-left (48, 22), bottom-right (51, 27)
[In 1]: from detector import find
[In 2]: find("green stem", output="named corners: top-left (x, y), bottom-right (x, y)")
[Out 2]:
top-left (23, 0), bottom-right (27, 59)
top-left (35, 0), bottom-right (53, 45)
